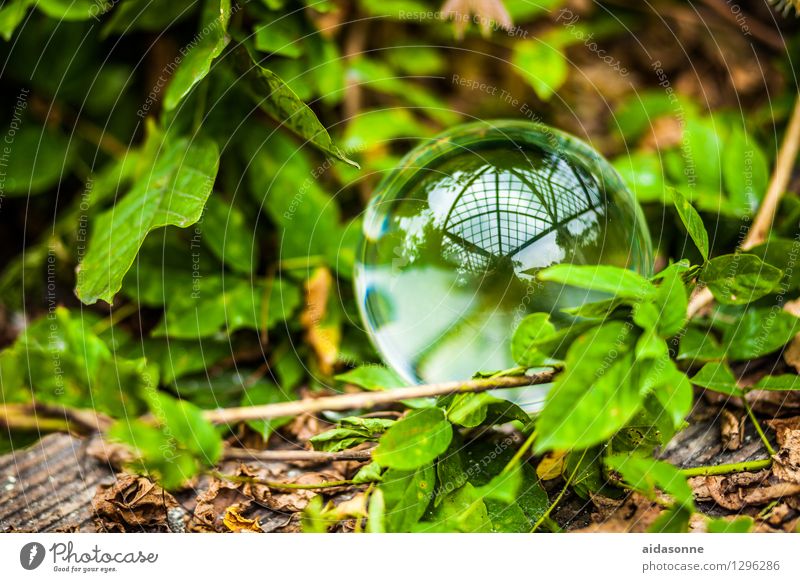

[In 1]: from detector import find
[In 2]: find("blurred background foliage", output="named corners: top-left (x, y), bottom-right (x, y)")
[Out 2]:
top-left (0, 0), bottom-right (798, 458)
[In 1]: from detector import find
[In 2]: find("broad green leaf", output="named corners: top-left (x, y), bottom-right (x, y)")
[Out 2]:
top-left (335, 365), bottom-right (406, 390)
top-left (703, 253), bottom-right (782, 305)
top-left (690, 361), bottom-right (740, 396)
top-left (373, 408), bottom-right (453, 470)
top-left (240, 382), bottom-right (294, 440)
top-left (379, 464), bottom-right (435, 532)
top-left (200, 195), bottom-right (259, 274)
top-left (0, 0), bottom-right (32, 42)
top-left (538, 264), bottom-right (655, 300)
top-left (706, 516), bottom-right (754, 533)
top-left (670, 188), bottom-right (709, 261)
top-left (102, 0), bottom-right (198, 36)
top-left (36, 0), bottom-right (106, 20)
top-left (353, 461), bottom-right (383, 484)
top-left (535, 322), bottom-right (643, 452)
top-left (512, 40), bottom-right (568, 102)
top-left (723, 129), bottom-right (768, 214)
top-left (612, 152), bottom-right (666, 203)
top-left (446, 393), bottom-right (513, 428)
top-left (254, 17), bottom-right (304, 58)
top-left (753, 374), bottom-right (800, 391)
top-left (748, 239), bottom-right (800, 292)
top-left (76, 137), bottom-right (220, 304)
top-left (107, 420), bottom-right (200, 490)
top-left (677, 325), bottom-right (725, 363)
top-left (475, 466), bottom-right (522, 504)
top-left (163, 0), bottom-right (231, 111)
top-left (238, 44), bottom-right (357, 167)
top-left (2, 125), bottom-right (74, 196)
top-left (684, 116), bottom-right (724, 192)
top-left (366, 489), bottom-right (386, 533)
top-left (653, 267), bottom-right (688, 337)
top-left (649, 361), bottom-right (693, 429)
top-left (153, 277), bottom-right (301, 339)
top-left (425, 483), bottom-right (491, 533)
top-left (606, 454), bottom-right (694, 510)
top-left (649, 506), bottom-right (692, 533)
top-left (722, 307), bottom-right (800, 361)
top-left (343, 109), bottom-right (430, 152)
top-left (148, 392), bottom-right (223, 464)
top-left (511, 313), bottom-right (556, 367)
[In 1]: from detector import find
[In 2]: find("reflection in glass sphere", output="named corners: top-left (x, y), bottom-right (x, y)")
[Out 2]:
top-left (354, 121), bottom-right (652, 402)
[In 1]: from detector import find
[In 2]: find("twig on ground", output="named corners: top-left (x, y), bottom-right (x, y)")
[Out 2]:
top-left (203, 369), bottom-right (559, 424)
top-left (222, 446), bottom-right (374, 463)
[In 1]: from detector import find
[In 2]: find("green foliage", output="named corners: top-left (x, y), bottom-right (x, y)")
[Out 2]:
top-left (703, 254), bottom-right (783, 305)
top-left (310, 417), bottom-right (395, 453)
top-left (373, 408), bottom-right (453, 470)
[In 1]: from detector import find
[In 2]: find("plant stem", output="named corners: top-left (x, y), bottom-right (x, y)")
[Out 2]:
top-left (742, 399), bottom-right (777, 456)
top-left (204, 369), bottom-right (559, 424)
top-left (680, 458), bottom-right (772, 477)
top-left (531, 449), bottom-right (586, 532)
top-left (501, 430), bottom-right (537, 474)
top-left (212, 471), bottom-right (352, 491)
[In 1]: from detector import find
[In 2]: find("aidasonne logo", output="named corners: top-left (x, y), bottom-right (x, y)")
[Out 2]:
top-left (20, 542), bottom-right (158, 573)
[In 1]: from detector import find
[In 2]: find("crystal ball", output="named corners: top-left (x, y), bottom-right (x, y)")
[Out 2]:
top-left (355, 120), bottom-right (652, 390)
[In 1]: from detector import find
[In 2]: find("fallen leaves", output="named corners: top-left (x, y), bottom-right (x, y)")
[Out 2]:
top-left (92, 474), bottom-right (180, 532)
top-left (768, 417), bottom-right (800, 484)
top-left (720, 408), bottom-right (745, 451)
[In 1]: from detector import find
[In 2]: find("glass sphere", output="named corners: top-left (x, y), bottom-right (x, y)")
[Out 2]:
top-left (355, 120), bottom-right (652, 391)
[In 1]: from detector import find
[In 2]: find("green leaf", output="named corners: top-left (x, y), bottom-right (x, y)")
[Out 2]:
top-left (310, 416), bottom-right (394, 452)
top-left (649, 506), bottom-right (692, 533)
top-left (343, 109), bottom-right (430, 152)
top-left (723, 307), bottom-right (800, 361)
top-left (606, 454), bottom-right (694, 510)
top-left (200, 195), bottom-right (259, 274)
top-left (612, 152), bottom-right (666, 203)
top-left (535, 322), bottom-right (643, 452)
top-left (379, 464), bottom-right (435, 532)
top-left (148, 392), bottom-right (223, 464)
top-left (475, 466), bottom-right (522, 504)
top-left (690, 362), bottom-right (741, 396)
top-left (335, 365), bottom-right (406, 390)
top-left (240, 382), bottom-right (294, 440)
top-left (677, 325), bottom-right (725, 363)
top-left (254, 17), bottom-right (303, 58)
top-left (723, 129), bottom-right (768, 214)
top-left (353, 461), bottom-right (383, 484)
top-left (76, 137), bottom-right (220, 305)
top-left (703, 254), bottom-right (782, 305)
top-left (0, 0), bottom-right (33, 41)
top-left (653, 267), bottom-right (688, 337)
top-left (426, 483), bottom-right (491, 532)
top-left (684, 116), bottom-right (724, 192)
top-left (237, 44), bottom-right (357, 167)
top-left (706, 516), bottom-right (754, 533)
top-left (753, 374), bottom-right (800, 391)
top-left (748, 239), bottom-right (800, 292)
top-left (670, 188), bottom-right (709, 261)
top-left (163, 0), bottom-right (231, 111)
top-left (512, 41), bottom-right (568, 102)
top-left (649, 361), bottom-right (693, 430)
top-left (154, 277), bottom-right (301, 339)
top-left (538, 264), bottom-right (655, 300)
top-left (2, 125), bottom-right (74, 196)
top-left (373, 408), bottom-right (453, 470)
top-left (511, 313), bottom-right (556, 367)
top-left (36, 0), bottom-right (107, 20)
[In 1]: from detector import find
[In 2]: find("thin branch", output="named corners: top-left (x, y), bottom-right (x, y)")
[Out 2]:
top-left (204, 370), bottom-right (559, 424)
top-left (687, 94), bottom-right (800, 318)
top-left (222, 447), bottom-right (374, 463)
top-left (680, 458), bottom-right (772, 477)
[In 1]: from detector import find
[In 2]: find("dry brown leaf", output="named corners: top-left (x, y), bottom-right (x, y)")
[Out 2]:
top-left (190, 479), bottom-right (252, 532)
top-left (223, 505), bottom-right (263, 533)
top-left (772, 430), bottom-right (800, 484)
top-left (579, 492), bottom-right (663, 532)
top-left (86, 437), bottom-right (134, 467)
top-left (720, 408), bottom-right (745, 451)
top-left (537, 451), bottom-right (566, 481)
top-left (300, 267), bottom-right (340, 376)
top-left (697, 470), bottom-right (800, 511)
top-left (266, 470), bottom-right (345, 513)
top-left (92, 474), bottom-right (179, 532)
